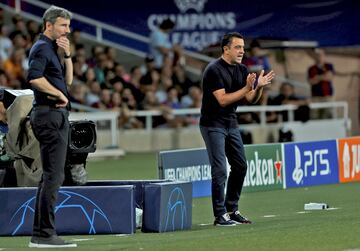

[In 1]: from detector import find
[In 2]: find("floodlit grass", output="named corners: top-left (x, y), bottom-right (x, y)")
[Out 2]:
top-left (1, 153), bottom-right (359, 251)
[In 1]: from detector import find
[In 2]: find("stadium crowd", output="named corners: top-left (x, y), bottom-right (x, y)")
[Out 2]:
top-left (0, 11), bottom-right (334, 129)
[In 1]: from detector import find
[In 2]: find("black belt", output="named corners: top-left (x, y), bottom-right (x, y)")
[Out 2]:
top-left (33, 105), bottom-right (69, 112)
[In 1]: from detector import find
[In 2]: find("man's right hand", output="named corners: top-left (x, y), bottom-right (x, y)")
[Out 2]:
top-left (246, 73), bottom-right (257, 91)
top-left (47, 92), bottom-right (68, 108)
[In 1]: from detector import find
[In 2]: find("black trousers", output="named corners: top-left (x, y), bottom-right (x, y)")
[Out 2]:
top-left (200, 126), bottom-right (248, 217)
top-left (30, 106), bottom-right (69, 238)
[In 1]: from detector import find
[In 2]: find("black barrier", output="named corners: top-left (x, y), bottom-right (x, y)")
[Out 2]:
top-left (143, 181), bottom-right (192, 232)
top-left (0, 180), bottom-right (193, 235)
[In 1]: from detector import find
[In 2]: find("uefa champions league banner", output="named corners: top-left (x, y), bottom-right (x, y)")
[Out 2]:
top-left (35, 0), bottom-right (360, 52)
top-left (159, 143), bottom-right (285, 198)
top-left (158, 148), bottom-right (212, 198)
top-left (284, 140), bottom-right (339, 188)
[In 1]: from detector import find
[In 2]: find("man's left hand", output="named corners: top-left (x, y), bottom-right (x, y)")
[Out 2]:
top-left (257, 70), bottom-right (275, 88)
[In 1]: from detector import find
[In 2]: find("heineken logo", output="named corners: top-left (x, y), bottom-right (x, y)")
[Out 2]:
top-left (244, 149), bottom-right (282, 187)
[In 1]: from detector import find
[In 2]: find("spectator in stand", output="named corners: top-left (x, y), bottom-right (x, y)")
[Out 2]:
top-left (156, 64), bottom-right (174, 103)
top-left (73, 44), bottom-right (88, 79)
top-left (0, 69), bottom-right (11, 88)
top-left (98, 88), bottom-right (113, 109)
top-left (26, 20), bottom-right (40, 44)
top-left (129, 65), bottom-right (142, 90)
top-left (110, 91), bottom-right (143, 129)
top-left (109, 76), bottom-right (124, 94)
top-left (10, 31), bottom-right (28, 51)
top-left (9, 15), bottom-right (29, 42)
top-left (140, 69), bottom-right (159, 94)
top-left (110, 91), bottom-right (122, 111)
top-left (243, 39), bottom-right (271, 74)
top-left (87, 45), bottom-right (104, 68)
top-left (82, 67), bottom-right (97, 84)
top-left (141, 55), bottom-right (156, 75)
top-left (110, 75), bottom-right (143, 103)
top-left (114, 63), bottom-right (130, 82)
top-left (181, 86), bottom-right (203, 126)
top-left (0, 8), bottom-right (5, 24)
top-left (103, 68), bottom-right (116, 89)
top-left (69, 82), bottom-right (88, 106)
top-left (149, 18), bottom-right (183, 69)
top-left (103, 46), bottom-right (116, 70)
top-left (122, 88), bottom-right (138, 109)
top-left (69, 28), bottom-right (82, 55)
top-left (2, 47), bottom-right (27, 88)
top-left (271, 82), bottom-right (310, 122)
top-left (259, 86), bottom-right (278, 123)
top-left (94, 52), bottom-right (108, 85)
top-left (141, 90), bottom-right (174, 127)
top-left (172, 64), bottom-right (197, 97)
top-left (181, 85), bottom-right (202, 108)
top-left (164, 86), bottom-right (181, 109)
top-left (307, 48), bottom-right (335, 119)
top-left (121, 88), bottom-right (144, 127)
top-left (126, 66), bottom-right (144, 103)
top-left (85, 80), bottom-right (102, 107)
top-left (0, 24), bottom-right (13, 62)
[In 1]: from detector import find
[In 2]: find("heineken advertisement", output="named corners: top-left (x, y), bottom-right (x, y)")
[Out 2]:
top-left (159, 143), bottom-right (285, 197)
top-left (159, 137), bottom-right (357, 198)
top-left (242, 144), bottom-right (284, 192)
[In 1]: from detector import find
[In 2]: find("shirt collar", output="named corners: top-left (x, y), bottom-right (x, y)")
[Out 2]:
top-left (39, 33), bottom-right (57, 49)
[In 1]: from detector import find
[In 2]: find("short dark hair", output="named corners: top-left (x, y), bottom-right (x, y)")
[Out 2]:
top-left (42, 6), bottom-right (72, 31)
top-left (159, 18), bottom-right (175, 30)
top-left (221, 32), bottom-right (243, 53)
top-left (250, 39), bottom-right (261, 49)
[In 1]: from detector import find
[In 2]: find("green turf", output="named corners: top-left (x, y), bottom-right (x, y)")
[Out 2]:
top-left (1, 153), bottom-right (360, 251)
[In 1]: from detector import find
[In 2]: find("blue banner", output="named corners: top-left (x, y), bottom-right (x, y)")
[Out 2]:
top-left (284, 140), bottom-right (339, 188)
top-left (158, 148), bottom-right (211, 198)
top-left (35, 0), bottom-right (360, 50)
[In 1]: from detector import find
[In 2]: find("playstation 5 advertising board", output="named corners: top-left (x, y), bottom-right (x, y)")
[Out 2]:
top-left (284, 140), bottom-right (339, 188)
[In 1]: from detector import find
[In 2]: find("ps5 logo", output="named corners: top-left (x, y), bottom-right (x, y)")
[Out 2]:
top-left (174, 0), bottom-right (207, 13)
top-left (292, 146), bottom-right (330, 185)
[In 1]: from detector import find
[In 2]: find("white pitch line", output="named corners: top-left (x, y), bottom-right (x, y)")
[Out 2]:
top-left (263, 215), bottom-right (276, 218)
top-left (326, 207), bottom-right (340, 210)
top-left (114, 234), bottom-right (130, 237)
top-left (72, 238), bottom-right (94, 242)
top-left (296, 211), bottom-right (309, 214)
top-left (199, 223), bottom-right (212, 226)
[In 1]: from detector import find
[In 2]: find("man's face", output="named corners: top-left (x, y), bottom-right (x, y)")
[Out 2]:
top-left (47, 17), bottom-right (70, 40)
top-left (224, 37), bottom-right (245, 64)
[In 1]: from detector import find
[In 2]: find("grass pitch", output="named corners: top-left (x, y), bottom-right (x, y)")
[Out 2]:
top-left (1, 153), bottom-right (359, 251)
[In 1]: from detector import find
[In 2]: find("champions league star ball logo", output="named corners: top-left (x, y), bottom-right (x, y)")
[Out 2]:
top-left (9, 190), bottom-right (112, 235)
top-left (163, 187), bottom-right (187, 232)
top-left (174, 0), bottom-right (207, 13)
